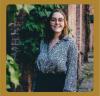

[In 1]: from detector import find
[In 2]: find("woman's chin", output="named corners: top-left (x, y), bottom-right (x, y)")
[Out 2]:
top-left (53, 29), bottom-right (62, 33)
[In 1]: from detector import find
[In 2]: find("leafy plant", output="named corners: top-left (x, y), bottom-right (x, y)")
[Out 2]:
top-left (7, 4), bottom-right (68, 91)
top-left (6, 55), bottom-right (21, 90)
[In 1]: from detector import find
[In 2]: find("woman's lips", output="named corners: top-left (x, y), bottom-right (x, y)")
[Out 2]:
top-left (53, 26), bottom-right (61, 28)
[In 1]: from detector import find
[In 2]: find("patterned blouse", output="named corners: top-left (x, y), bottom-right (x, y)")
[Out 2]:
top-left (35, 35), bottom-right (78, 91)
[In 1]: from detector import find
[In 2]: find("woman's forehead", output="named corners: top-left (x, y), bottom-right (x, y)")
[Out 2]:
top-left (51, 12), bottom-right (64, 18)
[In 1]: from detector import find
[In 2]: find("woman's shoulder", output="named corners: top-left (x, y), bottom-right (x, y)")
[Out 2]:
top-left (40, 39), bottom-right (45, 50)
top-left (63, 36), bottom-right (78, 49)
top-left (40, 39), bottom-right (44, 44)
top-left (63, 35), bottom-right (76, 44)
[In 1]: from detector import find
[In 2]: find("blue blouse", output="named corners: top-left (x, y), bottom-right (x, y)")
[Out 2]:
top-left (35, 36), bottom-right (78, 91)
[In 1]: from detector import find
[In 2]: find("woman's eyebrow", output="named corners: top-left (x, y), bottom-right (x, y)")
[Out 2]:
top-left (51, 17), bottom-right (64, 19)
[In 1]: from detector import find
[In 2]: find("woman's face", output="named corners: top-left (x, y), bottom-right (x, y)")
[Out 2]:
top-left (50, 12), bottom-right (65, 33)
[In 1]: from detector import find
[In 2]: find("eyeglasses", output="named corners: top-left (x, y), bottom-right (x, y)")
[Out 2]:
top-left (50, 18), bottom-right (64, 23)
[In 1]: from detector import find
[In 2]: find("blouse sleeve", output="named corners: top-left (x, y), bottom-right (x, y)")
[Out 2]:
top-left (35, 40), bottom-right (44, 71)
top-left (63, 40), bottom-right (78, 92)
top-left (32, 40), bottom-right (44, 91)
top-left (40, 40), bottom-right (44, 51)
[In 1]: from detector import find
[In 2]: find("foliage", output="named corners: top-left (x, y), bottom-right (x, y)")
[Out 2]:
top-left (6, 55), bottom-right (21, 90)
top-left (17, 4), bottom-right (68, 69)
top-left (7, 4), bottom-right (68, 91)
top-left (78, 63), bottom-right (93, 91)
top-left (7, 4), bottom-right (93, 91)
top-left (82, 63), bottom-right (93, 79)
top-left (7, 5), bottom-right (17, 23)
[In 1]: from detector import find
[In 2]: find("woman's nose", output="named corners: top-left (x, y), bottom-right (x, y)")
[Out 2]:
top-left (55, 20), bottom-right (59, 24)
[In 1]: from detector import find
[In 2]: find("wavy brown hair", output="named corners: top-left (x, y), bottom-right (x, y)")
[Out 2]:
top-left (44, 8), bottom-right (68, 44)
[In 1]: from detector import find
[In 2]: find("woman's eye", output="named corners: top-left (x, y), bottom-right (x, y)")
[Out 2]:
top-left (51, 19), bottom-right (56, 21)
top-left (50, 18), bottom-right (64, 22)
top-left (58, 19), bottom-right (64, 22)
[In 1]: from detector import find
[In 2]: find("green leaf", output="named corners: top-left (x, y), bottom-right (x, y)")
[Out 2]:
top-left (9, 65), bottom-right (20, 88)
top-left (6, 55), bottom-right (21, 89)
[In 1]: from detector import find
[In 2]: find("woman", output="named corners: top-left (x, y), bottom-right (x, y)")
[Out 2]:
top-left (33, 8), bottom-right (78, 92)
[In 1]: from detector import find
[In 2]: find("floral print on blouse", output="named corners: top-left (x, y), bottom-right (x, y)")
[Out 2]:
top-left (36, 36), bottom-right (78, 92)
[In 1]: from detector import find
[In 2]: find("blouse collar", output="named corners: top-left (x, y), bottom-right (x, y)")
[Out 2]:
top-left (62, 35), bottom-right (70, 41)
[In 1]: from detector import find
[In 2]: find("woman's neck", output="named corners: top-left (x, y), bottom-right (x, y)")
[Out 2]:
top-left (53, 32), bottom-right (61, 40)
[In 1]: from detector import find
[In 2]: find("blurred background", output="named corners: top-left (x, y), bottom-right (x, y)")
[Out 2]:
top-left (6, 4), bottom-right (94, 92)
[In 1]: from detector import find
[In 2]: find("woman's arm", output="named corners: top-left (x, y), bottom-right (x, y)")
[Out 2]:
top-left (63, 39), bottom-right (78, 92)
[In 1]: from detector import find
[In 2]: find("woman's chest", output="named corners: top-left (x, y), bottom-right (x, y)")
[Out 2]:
top-left (39, 41), bottom-right (70, 61)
